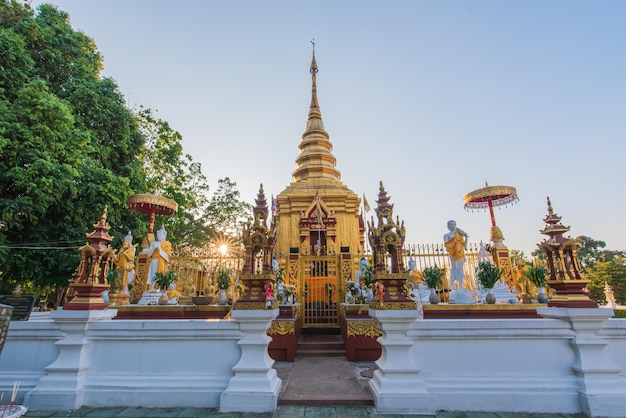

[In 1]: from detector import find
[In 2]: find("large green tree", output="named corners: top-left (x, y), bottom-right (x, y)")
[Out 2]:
top-left (136, 107), bottom-right (212, 251)
top-left (0, 2), bottom-right (145, 302)
top-left (0, 1), bottom-right (255, 304)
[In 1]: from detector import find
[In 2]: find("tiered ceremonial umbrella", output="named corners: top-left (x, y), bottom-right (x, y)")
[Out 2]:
top-left (463, 182), bottom-right (518, 229)
top-left (127, 194), bottom-right (178, 233)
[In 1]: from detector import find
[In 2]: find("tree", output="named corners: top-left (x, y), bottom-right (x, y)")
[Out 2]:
top-left (576, 236), bottom-right (625, 272)
top-left (135, 107), bottom-right (212, 250)
top-left (0, 2), bottom-right (146, 304)
top-left (204, 177), bottom-right (253, 239)
top-left (509, 249), bottom-right (529, 266)
top-left (586, 257), bottom-right (626, 305)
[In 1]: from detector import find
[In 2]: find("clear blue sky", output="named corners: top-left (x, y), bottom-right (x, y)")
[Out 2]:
top-left (34, 1), bottom-right (626, 256)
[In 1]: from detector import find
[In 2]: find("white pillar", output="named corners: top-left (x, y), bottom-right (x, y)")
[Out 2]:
top-left (538, 307), bottom-right (626, 418)
top-left (24, 309), bottom-right (117, 410)
top-left (369, 309), bottom-right (435, 415)
top-left (220, 308), bottom-right (281, 413)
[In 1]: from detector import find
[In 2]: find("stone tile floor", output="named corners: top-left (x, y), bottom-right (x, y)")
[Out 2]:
top-left (22, 406), bottom-right (588, 417)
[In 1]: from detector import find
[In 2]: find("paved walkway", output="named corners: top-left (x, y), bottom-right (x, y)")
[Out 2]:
top-left (21, 406), bottom-right (588, 417)
top-left (21, 357), bottom-right (587, 417)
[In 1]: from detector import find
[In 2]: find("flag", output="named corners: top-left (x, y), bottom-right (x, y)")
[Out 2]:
top-left (271, 195), bottom-right (277, 217)
top-left (363, 193), bottom-right (371, 213)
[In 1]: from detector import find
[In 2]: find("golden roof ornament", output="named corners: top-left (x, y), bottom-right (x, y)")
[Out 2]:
top-left (292, 41), bottom-right (341, 182)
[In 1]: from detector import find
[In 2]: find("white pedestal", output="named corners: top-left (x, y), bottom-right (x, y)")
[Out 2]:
top-left (24, 309), bottom-right (117, 410)
top-left (137, 290), bottom-right (163, 305)
top-left (369, 309), bottom-right (435, 415)
top-left (538, 307), bottom-right (626, 417)
top-left (220, 308), bottom-right (281, 413)
top-left (449, 289), bottom-right (476, 304)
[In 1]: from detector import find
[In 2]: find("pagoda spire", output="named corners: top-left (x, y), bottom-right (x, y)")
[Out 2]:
top-left (292, 42), bottom-right (341, 182)
top-left (253, 183), bottom-right (269, 228)
top-left (307, 40), bottom-right (322, 129)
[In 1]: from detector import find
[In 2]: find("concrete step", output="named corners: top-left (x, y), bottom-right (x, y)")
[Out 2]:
top-left (297, 349), bottom-right (346, 357)
top-left (296, 334), bottom-right (345, 357)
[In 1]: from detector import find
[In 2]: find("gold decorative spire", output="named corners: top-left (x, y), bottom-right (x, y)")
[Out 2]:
top-left (309, 39), bottom-right (320, 121)
top-left (292, 41), bottom-right (341, 182)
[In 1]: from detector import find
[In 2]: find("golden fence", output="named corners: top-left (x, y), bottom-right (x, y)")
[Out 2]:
top-left (169, 243), bottom-right (482, 299)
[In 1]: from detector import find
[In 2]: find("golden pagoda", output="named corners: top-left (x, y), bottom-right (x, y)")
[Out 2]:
top-left (274, 49), bottom-right (364, 257)
top-left (268, 47), bottom-right (366, 329)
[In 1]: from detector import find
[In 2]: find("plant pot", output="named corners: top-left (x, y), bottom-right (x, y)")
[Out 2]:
top-left (218, 289), bottom-right (228, 305)
top-left (192, 295), bottom-right (211, 305)
top-left (428, 288), bottom-right (439, 304)
top-left (485, 289), bottom-right (496, 304)
top-left (537, 287), bottom-right (549, 304)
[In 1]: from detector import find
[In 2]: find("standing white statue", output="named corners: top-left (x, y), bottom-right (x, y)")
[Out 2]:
top-left (146, 225), bottom-right (172, 290)
top-left (444, 220), bottom-right (475, 304)
top-left (443, 220), bottom-right (469, 291)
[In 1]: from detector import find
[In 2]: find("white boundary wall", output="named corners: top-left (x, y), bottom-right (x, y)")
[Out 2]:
top-left (1, 307), bottom-right (625, 416)
top-left (408, 318), bottom-right (580, 413)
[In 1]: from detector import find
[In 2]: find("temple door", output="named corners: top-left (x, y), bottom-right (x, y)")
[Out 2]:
top-left (299, 254), bottom-right (341, 328)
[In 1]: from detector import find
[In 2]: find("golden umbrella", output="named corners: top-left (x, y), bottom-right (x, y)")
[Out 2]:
top-left (127, 194), bottom-right (178, 233)
top-left (463, 182), bottom-right (518, 229)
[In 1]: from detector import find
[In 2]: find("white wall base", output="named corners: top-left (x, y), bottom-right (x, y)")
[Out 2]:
top-left (219, 308), bottom-right (281, 413)
top-left (369, 309), bottom-right (435, 415)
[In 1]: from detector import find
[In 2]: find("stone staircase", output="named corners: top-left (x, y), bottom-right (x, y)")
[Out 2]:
top-left (296, 329), bottom-right (345, 357)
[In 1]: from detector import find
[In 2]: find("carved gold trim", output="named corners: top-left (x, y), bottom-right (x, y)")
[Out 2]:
top-left (369, 301), bottom-right (417, 310)
top-left (233, 302), bottom-right (269, 310)
top-left (347, 321), bottom-right (383, 338)
top-left (267, 320), bottom-right (295, 335)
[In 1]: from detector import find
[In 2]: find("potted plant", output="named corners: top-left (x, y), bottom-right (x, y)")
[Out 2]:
top-left (214, 268), bottom-right (232, 305)
top-left (106, 268), bottom-right (121, 294)
top-left (153, 270), bottom-right (178, 292)
top-left (360, 264), bottom-right (375, 303)
top-left (346, 281), bottom-right (359, 303)
top-left (476, 262), bottom-right (502, 304)
top-left (422, 265), bottom-right (444, 304)
top-left (523, 264), bottom-right (550, 303)
top-left (274, 267), bottom-right (285, 284)
top-left (361, 265), bottom-right (374, 288)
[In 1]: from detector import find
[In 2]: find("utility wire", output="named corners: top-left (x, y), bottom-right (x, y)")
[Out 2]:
top-left (0, 245), bottom-right (81, 250)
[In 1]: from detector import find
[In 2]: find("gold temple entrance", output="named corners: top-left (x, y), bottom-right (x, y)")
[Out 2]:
top-left (298, 254), bottom-right (341, 327)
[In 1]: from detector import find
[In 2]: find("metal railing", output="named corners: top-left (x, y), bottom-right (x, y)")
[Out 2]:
top-left (169, 243), bottom-right (482, 300)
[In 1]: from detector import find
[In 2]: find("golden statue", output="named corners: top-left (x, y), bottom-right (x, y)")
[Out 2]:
top-left (114, 231), bottom-right (137, 294)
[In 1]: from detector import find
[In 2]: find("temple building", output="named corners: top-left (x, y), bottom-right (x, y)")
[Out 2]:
top-left (274, 50), bottom-right (365, 258)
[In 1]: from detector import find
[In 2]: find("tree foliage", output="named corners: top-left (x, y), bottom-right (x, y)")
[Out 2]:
top-left (574, 236), bottom-right (626, 305)
top-left (0, 1), bottom-right (259, 304)
top-left (204, 177), bottom-right (253, 239)
top-left (576, 236), bottom-right (625, 272)
top-left (135, 107), bottom-right (212, 250)
top-left (586, 257), bottom-right (626, 305)
top-left (0, 1), bottom-right (145, 299)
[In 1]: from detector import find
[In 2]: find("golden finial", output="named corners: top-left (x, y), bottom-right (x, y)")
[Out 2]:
top-left (546, 196), bottom-right (554, 215)
top-left (310, 38), bottom-right (318, 75)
